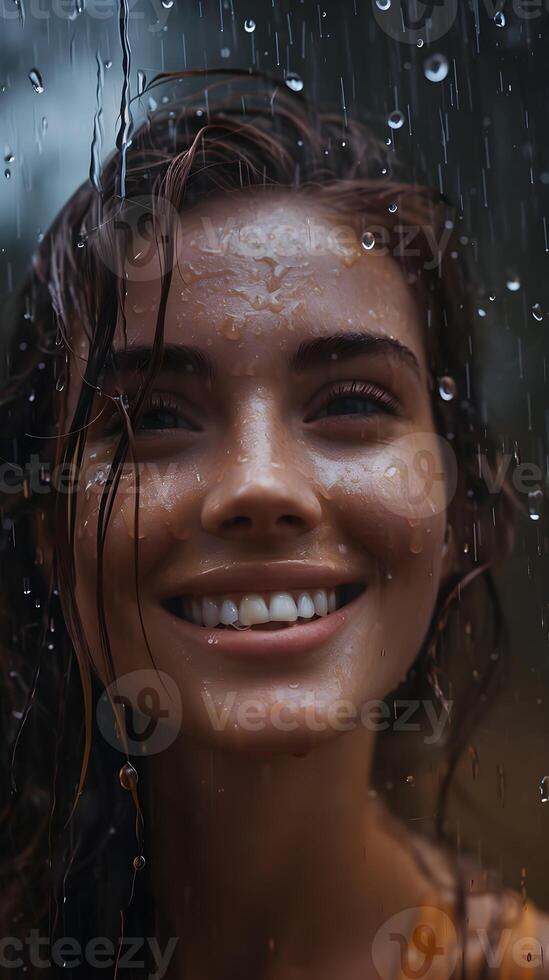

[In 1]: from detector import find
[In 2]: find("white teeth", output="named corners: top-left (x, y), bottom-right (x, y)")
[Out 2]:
top-left (220, 598), bottom-right (239, 625)
top-left (239, 595), bottom-right (270, 627)
top-left (182, 586), bottom-right (346, 628)
top-left (313, 590), bottom-right (328, 617)
top-left (297, 593), bottom-right (315, 619)
top-left (269, 593), bottom-right (298, 622)
top-left (202, 598), bottom-right (221, 628)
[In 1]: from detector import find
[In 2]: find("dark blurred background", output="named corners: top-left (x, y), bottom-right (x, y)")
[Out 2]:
top-left (1, 0), bottom-right (549, 908)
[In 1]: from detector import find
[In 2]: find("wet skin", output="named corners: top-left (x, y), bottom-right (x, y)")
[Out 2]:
top-left (70, 191), bottom-right (450, 755)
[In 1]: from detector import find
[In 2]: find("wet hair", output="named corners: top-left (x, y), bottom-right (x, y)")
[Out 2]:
top-left (0, 69), bottom-right (518, 974)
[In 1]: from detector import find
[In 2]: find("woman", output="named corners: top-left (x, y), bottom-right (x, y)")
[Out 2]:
top-left (1, 69), bottom-right (547, 978)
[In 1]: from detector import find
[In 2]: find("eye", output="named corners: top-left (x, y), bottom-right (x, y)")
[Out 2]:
top-left (136, 394), bottom-right (200, 432)
top-left (306, 380), bottom-right (399, 422)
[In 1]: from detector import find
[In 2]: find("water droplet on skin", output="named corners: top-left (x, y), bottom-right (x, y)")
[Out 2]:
top-left (409, 526), bottom-right (424, 555)
top-left (28, 69), bottom-right (44, 94)
top-left (375, 0), bottom-right (391, 9)
top-left (285, 73), bottom-right (304, 93)
top-left (494, 10), bottom-right (506, 26)
top-left (424, 54), bottom-right (449, 83)
top-left (532, 303), bottom-right (543, 321)
top-left (506, 273), bottom-right (521, 292)
top-left (540, 775), bottom-right (549, 803)
top-left (528, 489), bottom-right (544, 521)
top-left (119, 762), bottom-right (138, 790)
top-left (438, 376), bottom-right (457, 401)
top-left (387, 110), bottom-right (404, 131)
top-left (221, 320), bottom-right (242, 341)
top-left (361, 231), bottom-right (376, 251)
top-left (244, 17), bottom-right (256, 32)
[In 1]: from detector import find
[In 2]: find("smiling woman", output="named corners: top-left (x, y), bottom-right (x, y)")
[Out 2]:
top-left (0, 69), bottom-right (546, 979)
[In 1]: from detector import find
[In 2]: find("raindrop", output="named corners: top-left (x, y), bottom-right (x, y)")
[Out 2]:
top-left (361, 231), bottom-right (376, 251)
top-left (424, 54), bottom-right (449, 83)
top-left (387, 110), bottom-right (404, 131)
top-left (55, 376), bottom-right (65, 392)
top-left (388, 202), bottom-right (398, 213)
top-left (405, 775), bottom-right (415, 787)
top-left (119, 762), bottom-right (138, 790)
top-left (220, 46), bottom-right (231, 58)
top-left (22, 578), bottom-right (31, 595)
top-left (133, 854), bottom-right (146, 870)
top-left (4, 148), bottom-right (14, 163)
top-left (375, 0), bottom-right (391, 8)
top-left (137, 70), bottom-right (146, 96)
top-left (506, 273), bottom-right (521, 292)
top-left (161, 0), bottom-right (173, 7)
top-left (4, 168), bottom-right (10, 180)
top-left (532, 303), bottom-right (543, 321)
top-left (28, 69), bottom-right (44, 94)
top-left (285, 73), bottom-right (304, 93)
top-left (438, 376), bottom-right (457, 402)
top-left (540, 775), bottom-right (549, 803)
top-left (41, 116), bottom-right (48, 134)
top-left (76, 234), bottom-right (87, 249)
top-left (494, 10), bottom-right (506, 26)
top-left (244, 17), bottom-right (256, 32)
top-left (104, 60), bottom-right (113, 69)
top-left (528, 489), bottom-right (544, 521)
top-left (416, 39), bottom-right (424, 48)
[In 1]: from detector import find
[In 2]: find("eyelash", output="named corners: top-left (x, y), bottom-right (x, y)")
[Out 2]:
top-left (309, 380), bottom-right (399, 421)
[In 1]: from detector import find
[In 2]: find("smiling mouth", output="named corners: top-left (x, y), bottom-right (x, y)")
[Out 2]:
top-left (163, 584), bottom-right (366, 631)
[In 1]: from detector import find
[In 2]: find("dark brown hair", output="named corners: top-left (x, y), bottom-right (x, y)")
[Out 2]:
top-left (0, 68), bottom-right (517, 974)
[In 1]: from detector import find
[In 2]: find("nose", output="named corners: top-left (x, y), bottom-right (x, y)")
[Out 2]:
top-left (200, 415), bottom-right (322, 541)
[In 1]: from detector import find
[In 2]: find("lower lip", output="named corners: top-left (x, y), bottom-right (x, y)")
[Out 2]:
top-left (163, 593), bottom-right (365, 659)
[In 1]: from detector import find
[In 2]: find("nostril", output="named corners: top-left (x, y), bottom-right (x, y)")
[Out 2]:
top-left (220, 515), bottom-right (253, 531)
top-left (277, 515), bottom-right (303, 529)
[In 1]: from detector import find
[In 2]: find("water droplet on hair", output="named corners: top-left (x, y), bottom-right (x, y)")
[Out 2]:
top-left (285, 73), bottom-right (304, 93)
top-left (494, 10), bottom-right (506, 26)
top-left (540, 775), bottom-right (549, 803)
top-left (387, 110), bottom-right (404, 131)
top-left (119, 762), bottom-right (138, 790)
top-left (244, 17), bottom-right (256, 32)
top-left (438, 376), bottom-right (457, 402)
top-left (133, 854), bottom-right (146, 870)
top-left (505, 273), bottom-right (521, 292)
top-left (56, 376), bottom-right (65, 392)
top-left (28, 69), bottom-right (44, 94)
top-left (361, 231), bottom-right (376, 251)
top-left (424, 54), bottom-right (449, 83)
top-left (528, 489), bottom-right (543, 521)
top-left (532, 303), bottom-right (543, 321)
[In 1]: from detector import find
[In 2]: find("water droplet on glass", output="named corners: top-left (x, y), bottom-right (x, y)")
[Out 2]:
top-left (506, 273), bottom-right (521, 292)
top-left (4, 168), bottom-right (10, 180)
top-left (532, 303), bottom-right (543, 321)
top-left (416, 38), bottom-right (424, 48)
top-left (4, 148), bottom-right (14, 163)
top-left (375, 0), bottom-right (391, 9)
top-left (285, 73), bottom-right (304, 93)
top-left (361, 231), bottom-right (376, 251)
top-left (133, 854), bottom-right (146, 870)
top-left (387, 110), bottom-right (404, 131)
top-left (28, 69), bottom-right (44, 94)
top-left (540, 775), bottom-right (549, 803)
top-left (244, 17), bottom-right (256, 32)
top-left (137, 70), bottom-right (146, 96)
top-left (528, 489), bottom-right (543, 521)
top-left (220, 46), bottom-right (231, 58)
top-left (119, 762), bottom-right (138, 790)
top-left (104, 60), bottom-right (113, 69)
top-left (161, 0), bottom-right (173, 7)
top-left (424, 54), bottom-right (449, 83)
top-left (494, 10), bottom-right (506, 26)
top-left (388, 202), bottom-right (398, 213)
top-left (438, 376), bottom-right (457, 402)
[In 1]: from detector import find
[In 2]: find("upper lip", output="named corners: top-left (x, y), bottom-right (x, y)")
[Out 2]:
top-left (160, 560), bottom-right (367, 599)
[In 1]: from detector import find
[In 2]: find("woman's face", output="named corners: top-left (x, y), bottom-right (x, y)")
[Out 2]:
top-left (69, 192), bottom-right (450, 754)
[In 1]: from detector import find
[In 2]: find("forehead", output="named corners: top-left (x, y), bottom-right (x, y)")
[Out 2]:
top-left (74, 191), bottom-right (428, 373)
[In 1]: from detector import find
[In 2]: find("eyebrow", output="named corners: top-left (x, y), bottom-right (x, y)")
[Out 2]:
top-left (104, 332), bottom-right (421, 384)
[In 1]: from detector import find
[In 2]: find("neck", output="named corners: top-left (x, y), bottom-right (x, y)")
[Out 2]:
top-left (145, 728), bottom-right (419, 980)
